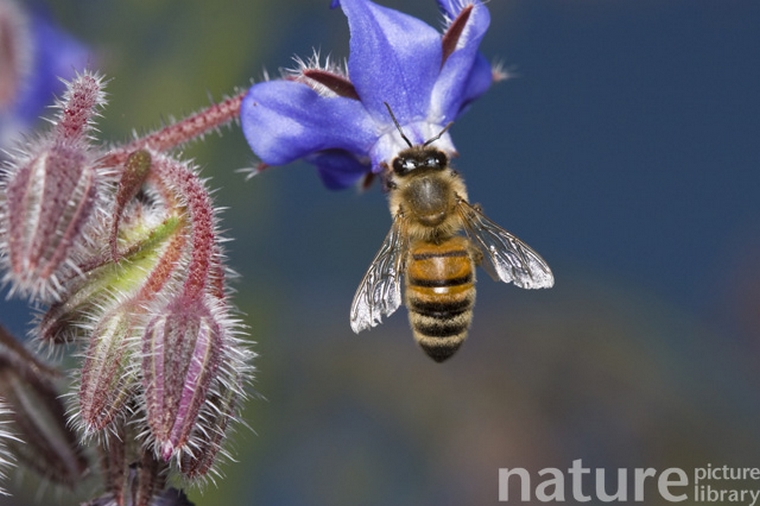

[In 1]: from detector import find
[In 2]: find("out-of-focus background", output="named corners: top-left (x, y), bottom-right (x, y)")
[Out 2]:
top-left (2, 0), bottom-right (759, 505)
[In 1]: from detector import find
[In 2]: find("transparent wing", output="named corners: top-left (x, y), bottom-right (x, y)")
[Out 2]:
top-left (458, 200), bottom-right (554, 289)
top-left (349, 219), bottom-right (407, 333)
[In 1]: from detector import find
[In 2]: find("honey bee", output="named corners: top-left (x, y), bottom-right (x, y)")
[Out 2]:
top-left (350, 110), bottom-right (554, 362)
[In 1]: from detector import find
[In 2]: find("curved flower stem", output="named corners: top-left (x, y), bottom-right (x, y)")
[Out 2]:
top-left (149, 156), bottom-right (216, 303)
top-left (100, 91), bottom-right (246, 168)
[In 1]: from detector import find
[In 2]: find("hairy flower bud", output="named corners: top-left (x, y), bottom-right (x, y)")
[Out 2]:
top-left (177, 374), bottom-right (241, 479)
top-left (78, 308), bottom-right (142, 432)
top-left (142, 299), bottom-right (222, 461)
top-left (73, 211), bottom-right (189, 431)
top-left (2, 142), bottom-right (98, 298)
top-left (38, 214), bottom-right (186, 345)
top-left (0, 71), bottom-right (107, 301)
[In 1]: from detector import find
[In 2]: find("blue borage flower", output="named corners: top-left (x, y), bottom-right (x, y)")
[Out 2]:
top-left (241, 0), bottom-right (499, 189)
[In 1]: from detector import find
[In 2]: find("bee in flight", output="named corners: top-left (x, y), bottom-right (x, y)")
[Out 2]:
top-left (350, 106), bottom-right (554, 362)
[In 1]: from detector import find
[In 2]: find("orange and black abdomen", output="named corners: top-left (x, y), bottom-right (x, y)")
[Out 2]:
top-left (405, 236), bottom-right (475, 362)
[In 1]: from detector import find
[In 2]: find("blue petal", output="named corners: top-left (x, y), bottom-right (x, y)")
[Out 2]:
top-left (458, 52), bottom-right (493, 112)
top-left (241, 80), bottom-right (378, 166)
top-left (436, 0), bottom-right (471, 19)
top-left (340, 0), bottom-right (442, 125)
top-left (310, 150), bottom-right (370, 189)
top-left (429, 0), bottom-right (491, 121)
top-left (436, 0), bottom-right (490, 57)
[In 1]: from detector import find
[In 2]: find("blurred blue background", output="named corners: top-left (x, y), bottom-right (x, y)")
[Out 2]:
top-left (2, 0), bottom-right (759, 505)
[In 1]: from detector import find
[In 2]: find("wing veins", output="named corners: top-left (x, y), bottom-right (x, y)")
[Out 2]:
top-left (457, 200), bottom-right (554, 289)
top-left (349, 219), bottom-right (407, 333)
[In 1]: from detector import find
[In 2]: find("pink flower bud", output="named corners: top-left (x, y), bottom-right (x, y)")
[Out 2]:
top-left (37, 211), bottom-right (187, 345)
top-left (177, 374), bottom-right (241, 479)
top-left (0, 71), bottom-right (106, 301)
top-left (142, 298), bottom-right (222, 461)
top-left (0, 65), bottom-right (255, 498)
top-left (2, 142), bottom-right (99, 299)
top-left (78, 308), bottom-right (141, 432)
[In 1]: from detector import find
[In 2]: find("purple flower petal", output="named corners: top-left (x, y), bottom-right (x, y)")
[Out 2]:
top-left (310, 150), bottom-right (371, 189)
top-left (430, 0), bottom-right (491, 121)
top-left (241, 80), bottom-right (377, 165)
top-left (340, 0), bottom-right (442, 124)
top-left (458, 52), bottom-right (494, 112)
top-left (436, 0), bottom-right (470, 19)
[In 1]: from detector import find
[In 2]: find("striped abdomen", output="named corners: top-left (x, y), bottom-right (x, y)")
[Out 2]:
top-left (405, 236), bottom-right (476, 362)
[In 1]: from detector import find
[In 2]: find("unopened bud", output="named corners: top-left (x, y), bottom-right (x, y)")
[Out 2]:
top-left (3, 143), bottom-right (98, 299)
top-left (142, 299), bottom-right (222, 461)
top-left (37, 214), bottom-right (185, 344)
top-left (78, 309), bottom-right (141, 432)
top-left (178, 376), bottom-right (240, 479)
top-left (1, 71), bottom-right (107, 301)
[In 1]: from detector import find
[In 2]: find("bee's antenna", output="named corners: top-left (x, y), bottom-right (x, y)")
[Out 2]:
top-left (384, 102), bottom-right (454, 148)
top-left (383, 102), bottom-right (413, 148)
top-left (423, 121), bottom-right (454, 147)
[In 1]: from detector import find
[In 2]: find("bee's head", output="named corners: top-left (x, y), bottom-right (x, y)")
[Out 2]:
top-left (392, 146), bottom-right (449, 176)
top-left (383, 102), bottom-right (453, 178)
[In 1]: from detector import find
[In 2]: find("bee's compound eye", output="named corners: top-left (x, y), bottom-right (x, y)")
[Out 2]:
top-left (393, 156), bottom-right (417, 175)
top-left (433, 151), bottom-right (448, 168)
top-left (422, 150), bottom-right (447, 169)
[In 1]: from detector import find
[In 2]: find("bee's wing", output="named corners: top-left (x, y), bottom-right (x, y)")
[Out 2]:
top-left (457, 200), bottom-right (554, 289)
top-left (349, 219), bottom-right (407, 333)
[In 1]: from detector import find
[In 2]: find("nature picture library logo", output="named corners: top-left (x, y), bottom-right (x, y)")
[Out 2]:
top-left (498, 460), bottom-right (760, 504)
